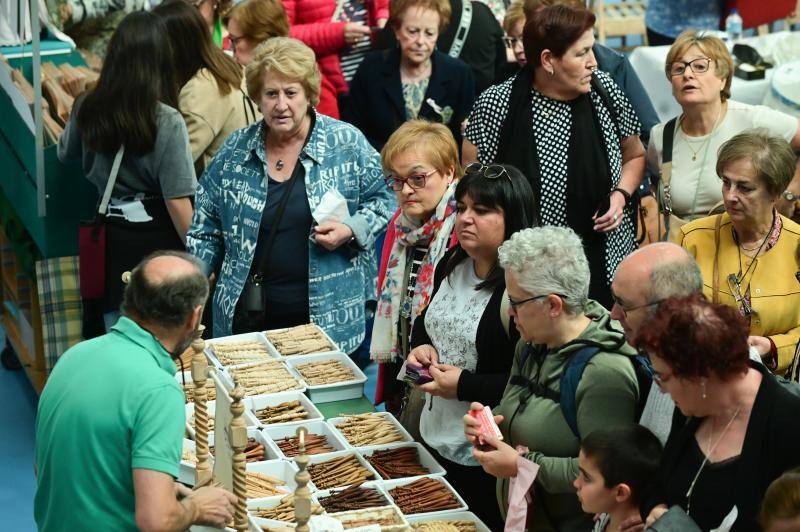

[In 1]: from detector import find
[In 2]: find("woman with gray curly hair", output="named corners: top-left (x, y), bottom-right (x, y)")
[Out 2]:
top-left (463, 226), bottom-right (642, 531)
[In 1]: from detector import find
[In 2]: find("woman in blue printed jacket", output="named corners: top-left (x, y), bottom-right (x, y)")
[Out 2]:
top-left (187, 37), bottom-right (395, 353)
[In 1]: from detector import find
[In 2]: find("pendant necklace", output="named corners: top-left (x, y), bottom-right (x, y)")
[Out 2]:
top-left (275, 159), bottom-right (285, 171)
top-left (680, 106), bottom-right (723, 161)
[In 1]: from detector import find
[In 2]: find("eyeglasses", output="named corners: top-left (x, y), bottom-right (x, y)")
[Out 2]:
top-left (503, 36), bottom-right (522, 48)
top-left (652, 368), bottom-right (673, 386)
top-left (727, 274), bottom-right (753, 317)
top-left (669, 57), bottom-right (711, 77)
top-left (384, 169), bottom-right (438, 191)
top-left (507, 293), bottom-right (565, 311)
top-left (611, 293), bottom-right (663, 317)
top-left (227, 33), bottom-right (247, 51)
top-left (465, 162), bottom-right (511, 182)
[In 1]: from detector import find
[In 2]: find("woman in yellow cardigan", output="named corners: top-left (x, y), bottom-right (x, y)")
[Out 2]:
top-left (676, 129), bottom-right (800, 373)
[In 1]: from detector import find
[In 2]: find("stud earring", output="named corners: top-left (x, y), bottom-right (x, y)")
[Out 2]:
top-left (701, 379), bottom-right (707, 400)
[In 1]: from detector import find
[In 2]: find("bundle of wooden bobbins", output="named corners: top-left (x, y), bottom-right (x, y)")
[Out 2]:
top-left (364, 446), bottom-right (430, 479)
top-left (245, 471), bottom-right (288, 498)
top-left (412, 521), bottom-right (478, 532)
top-left (317, 483), bottom-right (389, 512)
top-left (266, 324), bottom-right (334, 356)
top-left (255, 400), bottom-right (308, 425)
top-left (209, 340), bottom-right (272, 366)
top-left (227, 360), bottom-right (302, 395)
top-left (388, 478), bottom-right (461, 514)
top-left (250, 494), bottom-right (323, 521)
top-left (181, 379), bottom-right (215, 403)
top-left (307, 454), bottom-right (374, 489)
top-left (274, 433), bottom-right (334, 457)
top-left (331, 507), bottom-right (406, 529)
top-left (210, 437), bottom-right (265, 463)
top-left (293, 359), bottom-right (355, 385)
top-left (334, 413), bottom-right (406, 447)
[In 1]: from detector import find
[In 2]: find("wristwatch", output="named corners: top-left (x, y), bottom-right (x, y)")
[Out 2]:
top-left (783, 190), bottom-right (798, 202)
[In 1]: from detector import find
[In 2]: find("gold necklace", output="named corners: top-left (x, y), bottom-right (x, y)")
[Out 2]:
top-left (679, 107), bottom-right (723, 161)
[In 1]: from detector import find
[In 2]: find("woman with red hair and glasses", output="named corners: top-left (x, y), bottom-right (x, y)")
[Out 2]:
top-left (463, 3), bottom-right (645, 310)
top-left (635, 294), bottom-right (800, 532)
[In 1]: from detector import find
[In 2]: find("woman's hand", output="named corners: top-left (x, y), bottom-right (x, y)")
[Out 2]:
top-left (644, 505), bottom-right (669, 529)
top-left (472, 433), bottom-right (519, 478)
top-left (343, 22), bottom-right (371, 45)
top-left (593, 190), bottom-right (627, 233)
top-left (313, 222), bottom-right (353, 251)
top-left (748, 335), bottom-right (772, 357)
top-left (417, 363), bottom-right (461, 399)
top-left (464, 402), bottom-right (504, 446)
top-left (407, 344), bottom-right (438, 367)
top-left (619, 515), bottom-right (646, 532)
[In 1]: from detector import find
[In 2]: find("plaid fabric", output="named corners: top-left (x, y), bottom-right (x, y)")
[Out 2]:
top-left (36, 256), bottom-right (83, 372)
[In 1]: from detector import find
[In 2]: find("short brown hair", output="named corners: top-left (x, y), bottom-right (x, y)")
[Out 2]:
top-left (716, 129), bottom-right (797, 198)
top-left (245, 37), bottom-right (321, 107)
top-left (635, 293), bottom-right (750, 381)
top-left (224, 0), bottom-right (289, 43)
top-left (760, 469), bottom-right (800, 530)
top-left (523, 3), bottom-right (595, 68)
top-left (521, 0), bottom-right (583, 21)
top-left (665, 30), bottom-right (733, 102)
top-left (503, 2), bottom-right (526, 33)
top-left (381, 119), bottom-right (462, 180)
top-left (388, 0), bottom-right (451, 33)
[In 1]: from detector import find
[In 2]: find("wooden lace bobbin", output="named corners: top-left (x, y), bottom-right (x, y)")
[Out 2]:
top-left (190, 325), bottom-right (213, 486)
top-left (226, 379), bottom-right (249, 531)
top-left (293, 427), bottom-right (313, 532)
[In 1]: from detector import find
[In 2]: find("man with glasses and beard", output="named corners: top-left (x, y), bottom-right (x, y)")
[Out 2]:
top-left (34, 251), bottom-right (236, 532)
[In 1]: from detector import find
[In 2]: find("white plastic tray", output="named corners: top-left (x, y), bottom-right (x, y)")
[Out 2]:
top-left (179, 438), bottom-right (202, 486)
top-left (383, 476), bottom-right (468, 517)
top-left (357, 442), bottom-right (446, 481)
top-left (328, 504), bottom-right (410, 531)
top-left (327, 412), bottom-right (415, 449)
top-left (245, 459), bottom-right (309, 498)
top-left (263, 324), bottom-right (341, 358)
top-left (204, 332), bottom-right (278, 369)
top-left (406, 510), bottom-right (492, 531)
top-left (286, 352), bottom-right (367, 403)
top-left (184, 400), bottom-right (259, 440)
top-left (247, 391), bottom-right (324, 428)
top-left (262, 419), bottom-right (352, 460)
top-left (219, 360), bottom-right (307, 397)
top-left (208, 428), bottom-right (281, 463)
top-left (305, 450), bottom-right (380, 490)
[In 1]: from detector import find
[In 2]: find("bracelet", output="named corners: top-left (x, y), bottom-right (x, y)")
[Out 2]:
top-left (611, 187), bottom-right (632, 207)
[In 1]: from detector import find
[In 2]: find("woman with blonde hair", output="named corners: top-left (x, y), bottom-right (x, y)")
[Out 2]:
top-left (188, 37), bottom-right (394, 350)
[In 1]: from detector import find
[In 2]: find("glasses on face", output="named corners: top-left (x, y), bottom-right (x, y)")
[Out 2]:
top-left (384, 169), bottom-right (438, 191)
top-left (503, 36), bottom-right (522, 48)
top-left (465, 162), bottom-right (512, 182)
top-left (652, 368), bottom-right (673, 386)
top-left (727, 274), bottom-right (754, 317)
top-left (669, 57), bottom-right (711, 77)
top-left (611, 293), bottom-right (663, 317)
top-left (508, 293), bottom-right (565, 311)
top-left (227, 33), bottom-right (247, 51)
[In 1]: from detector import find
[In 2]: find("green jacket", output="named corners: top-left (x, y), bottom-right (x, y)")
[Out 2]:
top-left (494, 300), bottom-right (639, 532)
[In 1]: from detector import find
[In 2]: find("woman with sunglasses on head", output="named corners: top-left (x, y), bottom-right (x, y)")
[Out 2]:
top-left (404, 162), bottom-right (536, 527)
top-left (648, 30), bottom-right (800, 237)
top-left (462, 226), bottom-right (641, 531)
top-left (676, 131), bottom-right (800, 376)
top-left (635, 294), bottom-right (800, 532)
top-left (370, 120), bottom-right (461, 424)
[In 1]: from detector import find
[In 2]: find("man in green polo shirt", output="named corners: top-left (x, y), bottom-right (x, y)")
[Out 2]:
top-left (34, 251), bottom-right (236, 531)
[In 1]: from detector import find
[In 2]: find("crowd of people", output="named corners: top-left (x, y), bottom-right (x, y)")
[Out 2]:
top-left (32, 0), bottom-right (800, 530)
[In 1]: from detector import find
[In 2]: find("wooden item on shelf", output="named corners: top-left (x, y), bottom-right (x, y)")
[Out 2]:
top-left (41, 76), bottom-right (73, 126)
top-left (229, 381), bottom-right (250, 531)
top-left (307, 454), bottom-right (374, 490)
top-left (333, 413), bottom-right (405, 447)
top-left (364, 446), bottom-right (429, 480)
top-left (293, 426), bottom-right (313, 532)
top-left (209, 340), bottom-right (272, 366)
top-left (57, 63), bottom-right (88, 97)
top-left (250, 494), bottom-right (322, 521)
top-left (266, 323), bottom-right (334, 356)
top-left (255, 400), bottom-right (309, 425)
top-left (412, 521), bottom-right (478, 531)
top-left (275, 433), bottom-right (335, 457)
top-left (388, 477), bottom-right (461, 514)
top-left (190, 327), bottom-right (213, 486)
top-left (227, 359), bottom-right (303, 395)
top-left (590, 0), bottom-right (648, 49)
top-left (317, 483), bottom-right (389, 512)
top-left (294, 358), bottom-right (355, 385)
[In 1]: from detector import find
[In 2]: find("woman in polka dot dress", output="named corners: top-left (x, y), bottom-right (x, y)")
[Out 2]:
top-left (462, 3), bottom-right (645, 308)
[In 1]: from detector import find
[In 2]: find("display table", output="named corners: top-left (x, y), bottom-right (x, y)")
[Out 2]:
top-left (316, 395), bottom-right (375, 419)
top-left (629, 31), bottom-right (798, 122)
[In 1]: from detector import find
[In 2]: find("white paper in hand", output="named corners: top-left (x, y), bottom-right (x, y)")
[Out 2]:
top-left (313, 189), bottom-right (350, 225)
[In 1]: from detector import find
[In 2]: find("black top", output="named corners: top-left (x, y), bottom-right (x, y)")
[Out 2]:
top-left (253, 172), bottom-right (313, 315)
top-left (643, 362), bottom-right (800, 532)
top-left (410, 246), bottom-right (519, 406)
top-left (567, 94), bottom-right (612, 308)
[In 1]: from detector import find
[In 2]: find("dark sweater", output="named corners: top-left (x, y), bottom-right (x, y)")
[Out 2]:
top-left (410, 246), bottom-right (519, 406)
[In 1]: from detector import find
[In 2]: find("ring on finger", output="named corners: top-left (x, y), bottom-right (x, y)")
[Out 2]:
top-left (612, 213), bottom-right (619, 222)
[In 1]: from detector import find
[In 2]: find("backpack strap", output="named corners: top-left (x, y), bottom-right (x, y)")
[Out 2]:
top-left (448, 0), bottom-right (472, 58)
top-left (559, 346), bottom-right (602, 438)
top-left (589, 75), bottom-right (620, 139)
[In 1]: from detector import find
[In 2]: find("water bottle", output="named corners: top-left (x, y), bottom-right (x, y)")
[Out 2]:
top-left (725, 9), bottom-right (743, 42)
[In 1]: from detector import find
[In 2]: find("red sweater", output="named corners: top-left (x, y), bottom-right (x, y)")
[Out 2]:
top-left (283, 0), bottom-right (389, 94)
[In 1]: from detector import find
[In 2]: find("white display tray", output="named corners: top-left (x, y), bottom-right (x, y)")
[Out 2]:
top-left (286, 352), bottom-right (367, 403)
top-left (383, 476), bottom-right (468, 517)
top-left (179, 438), bottom-right (202, 486)
top-left (357, 442), bottom-right (446, 481)
top-left (246, 459), bottom-right (310, 498)
top-left (305, 450), bottom-right (381, 490)
top-left (327, 412), bottom-right (415, 449)
top-left (208, 428), bottom-right (282, 463)
top-left (247, 391), bottom-right (324, 428)
top-left (262, 419), bottom-right (352, 460)
top-left (204, 332), bottom-right (278, 369)
top-left (328, 504), bottom-right (410, 531)
top-left (406, 510), bottom-right (492, 532)
top-left (263, 324), bottom-right (341, 358)
top-left (185, 400), bottom-right (259, 440)
top-left (219, 359), bottom-right (307, 397)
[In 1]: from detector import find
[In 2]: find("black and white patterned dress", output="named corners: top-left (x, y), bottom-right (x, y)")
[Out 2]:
top-left (465, 70), bottom-right (640, 302)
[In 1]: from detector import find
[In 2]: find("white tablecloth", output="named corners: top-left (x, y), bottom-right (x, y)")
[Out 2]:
top-left (629, 31), bottom-right (799, 122)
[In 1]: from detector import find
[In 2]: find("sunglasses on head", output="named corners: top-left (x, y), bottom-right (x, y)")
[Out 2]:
top-left (464, 162), bottom-right (511, 182)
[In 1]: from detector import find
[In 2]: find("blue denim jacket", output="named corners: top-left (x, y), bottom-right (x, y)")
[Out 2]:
top-left (187, 112), bottom-right (396, 352)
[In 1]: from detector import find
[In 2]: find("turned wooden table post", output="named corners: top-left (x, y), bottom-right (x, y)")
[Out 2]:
top-left (190, 325), bottom-right (212, 486)
top-left (293, 427), bottom-right (312, 532)
top-left (229, 380), bottom-right (249, 531)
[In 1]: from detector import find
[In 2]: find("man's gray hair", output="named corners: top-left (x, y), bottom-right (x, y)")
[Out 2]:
top-left (121, 250), bottom-right (209, 329)
top-left (647, 252), bottom-right (703, 304)
top-left (498, 226), bottom-right (589, 314)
